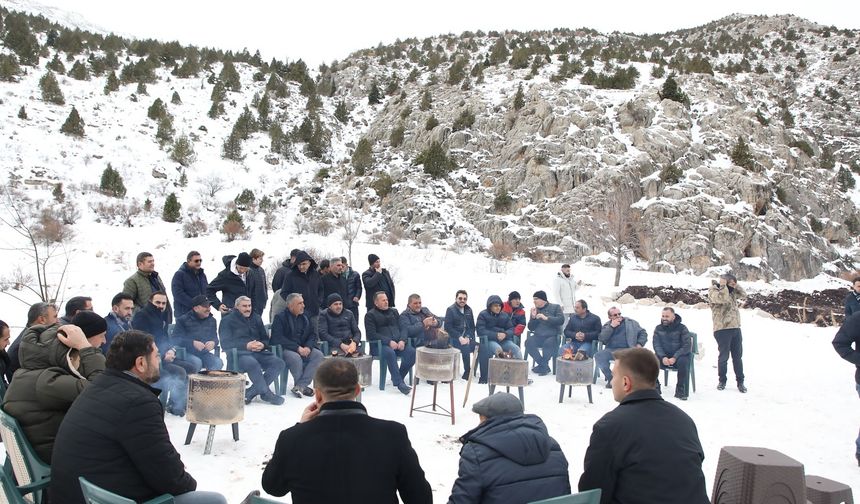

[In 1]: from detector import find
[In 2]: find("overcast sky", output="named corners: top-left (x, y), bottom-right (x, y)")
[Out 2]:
top-left (18, 0), bottom-right (860, 67)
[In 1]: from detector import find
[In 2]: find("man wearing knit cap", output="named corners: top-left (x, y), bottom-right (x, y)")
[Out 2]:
top-left (448, 393), bottom-right (570, 503)
top-left (708, 272), bottom-right (747, 392)
top-left (3, 311), bottom-right (107, 463)
top-left (525, 291), bottom-right (565, 376)
top-left (207, 252), bottom-right (253, 314)
top-left (319, 293), bottom-right (362, 356)
top-left (362, 253), bottom-right (396, 309)
top-left (502, 291), bottom-right (526, 338)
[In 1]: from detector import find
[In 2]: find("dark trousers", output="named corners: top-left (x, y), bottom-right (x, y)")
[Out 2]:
top-left (714, 328), bottom-right (744, 384)
top-left (451, 336), bottom-right (476, 372)
top-left (525, 333), bottom-right (557, 370)
top-left (154, 361), bottom-right (188, 411)
top-left (660, 353), bottom-right (691, 396)
top-left (370, 343), bottom-right (415, 387)
top-left (238, 352), bottom-right (286, 397)
top-left (348, 304), bottom-right (359, 326)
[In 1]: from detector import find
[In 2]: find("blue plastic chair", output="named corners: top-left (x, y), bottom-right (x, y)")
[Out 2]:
top-left (529, 488), bottom-right (601, 503)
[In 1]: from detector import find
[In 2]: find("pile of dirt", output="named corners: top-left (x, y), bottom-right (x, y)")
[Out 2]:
top-left (620, 286), bottom-right (847, 326)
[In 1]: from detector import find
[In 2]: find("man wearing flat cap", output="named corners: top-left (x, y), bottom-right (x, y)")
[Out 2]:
top-left (172, 294), bottom-right (223, 372)
top-left (448, 393), bottom-right (570, 504)
top-left (708, 272), bottom-right (747, 393)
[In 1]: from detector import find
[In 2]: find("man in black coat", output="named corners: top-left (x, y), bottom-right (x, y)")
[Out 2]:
top-left (653, 307), bottom-right (692, 400)
top-left (248, 248), bottom-right (269, 317)
top-left (271, 293), bottom-right (324, 398)
top-left (445, 290), bottom-right (476, 379)
top-left (845, 277), bottom-right (860, 318)
top-left (561, 300), bottom-right (601, 359)
top-left (279, 250), bottom-right (324, 328)
top-left (170, 250), bottom-right (208, 320)
top-left (319, 293), bottom-right (362, 356)
top-left (579, 348), bottom-right (709, 504)
top-left (343, 256), bottom-right (362, 323)
top-left (362, 253), bottom-right (395, 309)
top-left (262, 358), bottom-right (432, 504)
top-left (271, 249), bottom-right (300, 292)
top-left (321, 257), bottom-right (348, 311)
top-left (50, 330), bottom-right (227, 504)
top-left (365, 292), bottom-right (414, 395)
top-left (206, 253), bottom-right (253, 314)
top-left (833, 311), bottom-right (860, 465)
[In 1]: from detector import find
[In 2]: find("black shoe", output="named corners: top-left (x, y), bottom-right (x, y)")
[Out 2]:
top-left (717, 382), bottom-right (726, 391)
top-left (527, 379), bottom-right (534, 385)
top-left (397, 383), bottom-right (412, 395)
top-left (426, 380), bottom-right (437, 385)
top-left (737, 383), bottom-right (748, 393)
top-left (856, 453), bottom-right (860, 467)
top-left (166, 406), bottom-right (185, 417)
top-left (478, 377), bottom-right (488, 385)
top-left (244, 392), bottom-right (257, 405)
top-left (461, 370), bottom-right (470, 380)
top-left (605, 381), bottom-right (612, 389)
top-left (261, 392), bottom-right (285, 405)
top-left (675, 393), bottom-right (688, 401)
top-left (290, 386), bottom-right (303, 398)
top-left (301, 387), bottom-right (314, 397)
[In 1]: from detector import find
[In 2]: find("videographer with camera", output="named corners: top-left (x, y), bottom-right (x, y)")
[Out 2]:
top-left (708, 273), bottom-right (747, 393)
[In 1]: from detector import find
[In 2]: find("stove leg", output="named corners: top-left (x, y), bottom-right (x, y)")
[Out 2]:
top-left (232, 422), bottom-right (239, 441)
top-left (184, 423), bottom-right (197, 445)
top-left (204, 425), bottom-right (216, 455)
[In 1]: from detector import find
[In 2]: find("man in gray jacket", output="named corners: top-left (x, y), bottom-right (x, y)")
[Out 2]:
top-left (595, 306), bottom-right (647, 387)
top-left (525, 291), bottom-right (564, 376)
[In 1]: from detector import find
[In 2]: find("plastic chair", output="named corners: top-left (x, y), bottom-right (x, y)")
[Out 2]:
top-left (528, 489), bottom-right (601, 503)
top-left (662, 332), bottom-right (697, 393)
top-left (79, 477), bottom-right (173, 504)
top-left (370, 339), bottom-right (414, 390)
top-left (0, 470), bottom-right (49, 504)
top-left (0, 408), bottom-right (50, 504)
top-left (251, 496), bottom-right (282, 504)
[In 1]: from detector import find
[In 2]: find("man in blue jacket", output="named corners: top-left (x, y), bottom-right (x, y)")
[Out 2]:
top-left (365, 292), bottom-right (414, 394)
top-left (448, 392), bottom-right (570, 504)
top-left (399, 294), bottom-right (441, 348)
top-left (271, 293), bottom-right (324, 398)
top-left (653, 307), bottom-right (692, 400)
top-left (560, 300), bottom-right (601, 360)
top-left (595, 307), bottom-right (647, 387)
top-left (104, 292), bottom-right (134, 352)
top-left (171, 250), bottom-right (208, 320)
top-left (476, 295), bottom-right (522, 384)
top-left (172, 295), bottom-right (223, 372)
top-left (445, 290), bottom-right (476, 380)
top-left (525, 290), bottom-right (564, 376)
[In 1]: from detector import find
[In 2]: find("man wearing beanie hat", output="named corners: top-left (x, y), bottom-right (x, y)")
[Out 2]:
top-left (502, 291), bottom-right (527, 338)
top-left (525, 291), bottom-right (564, 376)
top-left (172, 295), bottom-right (223, 372)
top-left (709, 272), bottom-right (747, 392)
top-left (207, 253), bottom-right (253, 314)
top-left (448, 393), bottom-right (570, 503)
top-left (362, 254), bottom-right (396, 310)
top-left (3, 312), bottom-right (107, 463)
top-left (319, 293), bottom-right (362, 357)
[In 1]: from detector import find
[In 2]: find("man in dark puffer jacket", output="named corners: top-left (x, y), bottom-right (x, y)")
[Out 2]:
top-left (448, 392), bottom-right (570, 503)
top-left (319, 294), bottom-right (362, 356)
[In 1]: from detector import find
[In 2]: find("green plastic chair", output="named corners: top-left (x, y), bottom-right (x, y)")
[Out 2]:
top-left (0, 408), bottom-right (50, 504)
top-left (529, 488), bottom-right (602, 503)
top-left (662, 332), bottom-right (698, 393)
top-left (79, 477), bottom-right (173, 504)
top-left (370, 338), bottom-right (414, 390)
top-left (0, 468), bottom-right (49, 504)
top-left (251, 496), bottom-right (282, 504)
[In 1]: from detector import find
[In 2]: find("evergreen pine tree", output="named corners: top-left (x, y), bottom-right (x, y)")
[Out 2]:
top-left (269, 123), bottom-right (292, 156)
top-left (2, 13), bottom-right (40, 66)
top-left (233, 106), bottom-right (257, 140)
top-left (156, 114), bottom-right (175, 145)
top-left (368, 81), bottom-right (382, 105)
top-left (265, 73), bottom-right (288, 98)
top-left (334, 101), bottom-right (348, 123)
top-left (351, 137), bottom-right (373, 175)
top-left (452, 109), bottom-right (476, 131)
top-left (100, 163), bottom-right (127, 198)
top-left (60, 106), bottom-right (85, 137)
top-left (219, 59), bottom-right (241, 91)
top-left (222, 209), bottom-right (246, 242)
top-left (390, 124), bottom-right (405, 147)
top-left (179, 170), bottom-right (188, 187)
top-left (222, 131), bottom-right (244, 161)
top-left (208, 101), bottom-right (225, 119)
top-left (234, 189), bottom-right (255, 210)
top-left (419, 88), bottom-right (432, 111)
top-left (171, 91), bottom-right (182, 104)
top-left (162, 193), bottom-right (181, 222)
top-left (136, 82), bottom-right (148, 95)
top-left (513, 83), bottom-right (525, 111)
top-left (257, 94), bottom-right (271, 129)
top-left (69, 60), bottom-right (89, 80)
top-left (730, 136), bottom-right (755, 171)
top-left (658, 73), bottom-right (689, 105)
top-left (147, 98), bottom-right (167, 120)
top-left (46, 53), bottom-right (66, 74)
top-left (170, 135), bottom-right (196, 166)
top-left (39, 71), bottom-right (65, 105)
top-left (103, 71), bottom-right (120, 94)
top-left (838, 166), bottom-right (856, 192)
top-left (489, 37), bottom-right (510, 65)
top-left (52, 183), bottom-right (65, 203)
top-left (425, 115), bottom-right (439, 131)
top-left (415, 141), bottom-right (456, 178)
top-left (211, 81), bottom-right (226, 103)
top-left (0, 54), bottom-right (22, 82)
top-left (17, 105), bottom-right (27, 120)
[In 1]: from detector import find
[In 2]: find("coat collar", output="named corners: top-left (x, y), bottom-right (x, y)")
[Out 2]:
top-left (619, 388), bottom-right (663, 405)
top-left (317, 400), bottom-right (368, 417)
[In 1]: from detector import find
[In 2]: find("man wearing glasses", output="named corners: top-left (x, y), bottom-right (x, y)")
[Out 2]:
top-left (171, 250), bottom-right (209, 320)
top-left (595, 307), bottom-right (647, 388)
top-left (445, 290), bottom-right (476, 379)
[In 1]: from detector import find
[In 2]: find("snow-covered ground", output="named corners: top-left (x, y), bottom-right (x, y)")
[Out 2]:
top-left (1, 224), bottom-right (856, 502)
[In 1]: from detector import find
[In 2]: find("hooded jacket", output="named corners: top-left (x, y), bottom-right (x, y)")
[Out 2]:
top-left (477, 296), bottom-right (514, 343)
top-left (448, 414), bottom-right (570, 504)
top-left (2, 323), bottom-right (105, 463)
top-left (206, 255), bottom-right (250, 311)
top-left (552, 271), bottom-right (577, 312)
top-left (708, 283), bottom-right (746, 332)
top-left (653, 314), bottom-right (692, 360)
top-left (281, 251), bottom-right (324, 317)
top-left (170, 262), bottom-right (208, 320)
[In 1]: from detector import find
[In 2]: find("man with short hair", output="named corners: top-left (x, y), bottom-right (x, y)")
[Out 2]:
top-left (595, 307), bottom-right (647, 387)
top-left (342, 256), bottom-right (362, 323)
top-left (476, 295), bottom-right (523, 384)
top-left (272, 248), bottom-right (300, 292)
top-left (104, 292), bottom-right (134, 351)
top-left (833, 311), bottom-right (860, 466)
top-left (552, 263), bottom-right (577, 330)
top-left (321, 257), bottom-right (348, 311)
top-left (653, 307), bottom-right (692, 400)
top-left (845, 277), bottom-right (860, 317)
top-left (207, 252), bottom-right (253, 314)
top-left (399, 294), bottom-right (441, 348)
top-left (248, 248), bottom-right (269, 317)
top-left (123, 251), bottom-right (171, 322)
top-left (220, 296), bottom-right (285, 405)
top-left (709, 272), bottom-right (747, 392)
top-left (318, 259), bottom-right (330, 277)
top-left (560, 300), bottom-right (601, 360)
top-left (448, 393), bottom-right (570, 504)
top-left (58, 296), bottom-right (93, 324)
top-left (171, 250), bottom-right (208, 320)
top-left (365, 292), bottom-right (414, 394)
top-left (525, 290), bottom-right (565, 376)
top-left (262, 358), bottom-right (432, 504)
top-left (445, 290), bottom-right (476, 379)
top-left (271, 293), bottom-right (324, 398)
top-left (579, 348), bottom-right (709, 504)
top-left (132, 291), bottom-right (190, 416)
top-left (6, 302), bottom-right (59, 381)
top-left (362, 254), bottom-right (395, 309)
top-left (3, 313), bottom-right (106, 463)
top-left (172, 295), bottom-right (223, 372)
top-left (50, 330), bottom-right (227, 504)
top-left (319, 293), bottom-right (362, 357)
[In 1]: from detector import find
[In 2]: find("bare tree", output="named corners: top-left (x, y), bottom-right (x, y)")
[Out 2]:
top-left (0, 185), bottom-right (73, 305)
top-left (201, 175), bottom-right (227, 198)
top-left (339, 202), bottom-right (366, 266)
top-left (590, 181), bottom-right (642, 287)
